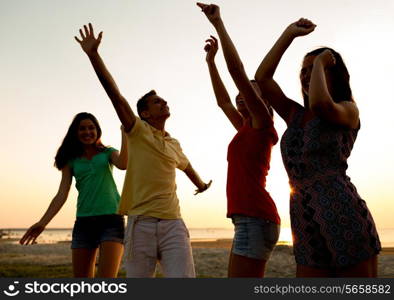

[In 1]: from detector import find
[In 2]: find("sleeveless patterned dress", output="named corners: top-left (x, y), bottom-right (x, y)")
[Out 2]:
top-left (281, 107), bottom-right (381, 268)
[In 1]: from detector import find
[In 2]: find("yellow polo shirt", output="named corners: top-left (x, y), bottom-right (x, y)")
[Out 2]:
top-left (118, 117), bottom-right (189, 219)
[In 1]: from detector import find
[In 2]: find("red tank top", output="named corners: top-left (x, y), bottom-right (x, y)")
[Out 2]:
top-left (226, 122), bottom-right (280, 224)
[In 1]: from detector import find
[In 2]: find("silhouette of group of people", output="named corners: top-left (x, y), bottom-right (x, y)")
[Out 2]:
top-left (20, 3), bottom-right (381, 278)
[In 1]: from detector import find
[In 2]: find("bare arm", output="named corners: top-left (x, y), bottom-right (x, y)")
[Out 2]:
top-left (75, 23), bottom-right (136, 132)
top-left (198, 3), bottom-right (271, 129)
top-left (19, 166), bottom-right (72, 245)
top-left (110, 125), bottom-right (128, 170)
top-left (183, 163), bottom-right (212, 195)
top-left (254, 19), bottom-right (316, 124)
top-left (204, 36), bottom-right (243, 130)
top-left (309, 50), bottom-right (359, 129)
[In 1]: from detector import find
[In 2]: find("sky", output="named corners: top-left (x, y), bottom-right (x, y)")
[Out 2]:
top-left (0, 0), bottom-right (393, 236)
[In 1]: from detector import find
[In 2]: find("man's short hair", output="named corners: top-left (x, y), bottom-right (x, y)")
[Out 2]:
top-left (137, 90), bottom-right (156, 119)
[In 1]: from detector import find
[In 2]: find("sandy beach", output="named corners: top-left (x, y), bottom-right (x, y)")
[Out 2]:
top-left (0, 239), bottom-right (393, 278)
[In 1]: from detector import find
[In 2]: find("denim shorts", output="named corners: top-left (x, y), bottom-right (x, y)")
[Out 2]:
top-left (231, 215), bottom-right (280, 260)
top-left (71, 214), bottom-right (125, 249)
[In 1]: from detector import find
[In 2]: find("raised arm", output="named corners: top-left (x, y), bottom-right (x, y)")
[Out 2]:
top-left (75, 23), bottom-right (136, 132)
top-left (309, 50), bottom-right (359, 129)
top-left (198, 3), bottom-right (271, 129)
top-left (110, 125), bottom-right (128, 170)
top-left (254, 19), bottom-right (316, 124)
top-left (204, 36), bottom-right (243, 130)
top-left (19, 166), bottom-right (72, 245)
top-left (183, 163), bottom-right (212, 195)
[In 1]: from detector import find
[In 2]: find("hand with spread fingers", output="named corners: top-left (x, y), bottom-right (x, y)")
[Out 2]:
top-left (204, 35), bottom-right (219, 63)
top-left (197, 2), bottom-right (221, 26)
top-left (74, 23), bottom-right (103, 56)
top-left (19, 222), bottom-right (46, 245)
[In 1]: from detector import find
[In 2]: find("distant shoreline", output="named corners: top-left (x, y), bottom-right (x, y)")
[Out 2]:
top-left (2, 227), bottom-right (394, 248)
top-left (2, 237), bottom-right (393, 255)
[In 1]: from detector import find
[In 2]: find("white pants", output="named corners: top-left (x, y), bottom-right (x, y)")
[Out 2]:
top-left (124, 216), bottom-right (195, 278)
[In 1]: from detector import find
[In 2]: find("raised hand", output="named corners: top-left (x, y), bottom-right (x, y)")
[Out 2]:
top-left (197, 2), bottom-right (221, 26)
top-left (19, 222), bottom-right (46, 245)
top-left (204, 35), bottom-right (219, 63)
top-left (316, 49), bottom-right (336, 68)
top-left (285, 18), bottom-right (316, 38)
top-left (74, 23), bottom-right (103, 55)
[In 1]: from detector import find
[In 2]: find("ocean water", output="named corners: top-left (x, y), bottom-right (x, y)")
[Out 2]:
top-left (2, 227), bottom-right (394, 247)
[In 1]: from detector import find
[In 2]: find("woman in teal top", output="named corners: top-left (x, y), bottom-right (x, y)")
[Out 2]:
top-left (20, 112), bottom-right (127, 278)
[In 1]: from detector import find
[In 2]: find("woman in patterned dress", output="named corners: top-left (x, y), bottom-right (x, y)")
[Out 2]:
top-left (254, 18), bottom-right (381, 277)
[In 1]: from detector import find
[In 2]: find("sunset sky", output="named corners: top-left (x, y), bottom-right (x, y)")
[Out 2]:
top-left (0, 0), bottom-right (393, 237)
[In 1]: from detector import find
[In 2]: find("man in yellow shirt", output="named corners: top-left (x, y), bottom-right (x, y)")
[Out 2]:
top-left (75, 23), bottom-right (211, 277)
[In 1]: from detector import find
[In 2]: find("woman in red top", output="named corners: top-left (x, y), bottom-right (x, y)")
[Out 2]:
top-left (198, 3), bottom-right (280, 277)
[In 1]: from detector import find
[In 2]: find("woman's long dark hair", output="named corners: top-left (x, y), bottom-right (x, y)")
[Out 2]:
top-left (301, 47), bottom-right (354, 105)
top-left (54, 112), bottom-right (105, 170)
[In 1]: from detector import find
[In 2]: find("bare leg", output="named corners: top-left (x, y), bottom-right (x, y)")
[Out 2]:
top-left (228, 252), bottom-right (267, 277)
top-left (97, 241), bottom-right (124, 278)
top-left (72, 248), bottom-right (98, 278)
top-left (296, 264), bottom-right (333, 277)
top-left (336, 255), bottom-right (378, 277)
